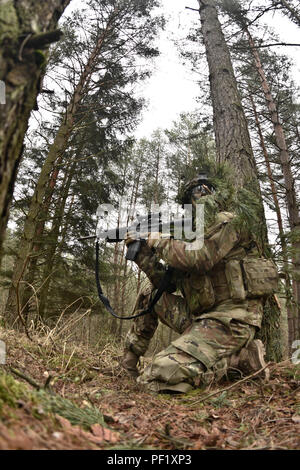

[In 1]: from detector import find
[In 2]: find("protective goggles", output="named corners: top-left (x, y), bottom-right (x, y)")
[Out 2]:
top-left (191, 183), bottom-right (215, 197)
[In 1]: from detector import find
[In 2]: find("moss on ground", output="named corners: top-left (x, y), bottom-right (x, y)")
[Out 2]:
top-left (0, 369), bottom-right (106, 431)
top-left (0, 371), bottom-right (29, 410)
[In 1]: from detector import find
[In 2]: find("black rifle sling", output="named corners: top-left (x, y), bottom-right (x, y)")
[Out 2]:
top-left (95, 240), bottom-right (173, 320)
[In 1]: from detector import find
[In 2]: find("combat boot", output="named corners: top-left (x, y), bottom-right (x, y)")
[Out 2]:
top-left (121, 349), bottom-right (139, 378)
top-left (229, 339), bottom-right (269, 381)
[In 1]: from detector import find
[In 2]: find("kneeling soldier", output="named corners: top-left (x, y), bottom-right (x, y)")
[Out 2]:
top-left (122, 172), bottom-right (278, 393)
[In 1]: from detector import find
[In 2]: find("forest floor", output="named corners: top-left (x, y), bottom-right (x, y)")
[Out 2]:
top-left (0, 326), bottom-right (299, 451)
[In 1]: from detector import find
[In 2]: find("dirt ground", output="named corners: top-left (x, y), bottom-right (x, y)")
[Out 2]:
top-left (0, 327), bottom-right (299, 451)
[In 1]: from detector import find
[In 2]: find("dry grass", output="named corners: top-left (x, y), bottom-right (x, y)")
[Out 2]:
top-left (0, 325), bottom-right (299, 450)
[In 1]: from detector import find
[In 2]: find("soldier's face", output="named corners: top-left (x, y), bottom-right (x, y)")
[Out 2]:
top-left (191, 185), bottom-right (209, 206)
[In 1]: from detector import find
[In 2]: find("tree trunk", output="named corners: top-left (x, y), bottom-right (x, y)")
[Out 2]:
top-left (38, 162), bottom-right (76, 319)
top-left (153, 138), bottom-right (161, 205)
top-left (5, 19), bottom-right (114, 323)
top-left (118, 257), bottom-right (128, 337)
top-left (21, 165), bottom-right (61, 322)
top-left (198, 0), bottom-right (258, 186)
top-left (118, 177), bottom-right (138, 335)
top-left (246, 27), bottom-right (300, 347)
top-left (250, 96), bottom-right (286, 257)
top-left (197, 0), bottom-right (281, 361)
top-left (5, 122), bottom-right (72, 323)
top-left (250, 95), bottom-right (296, 348)
top-left (0, 0), bottom-right (71, 258)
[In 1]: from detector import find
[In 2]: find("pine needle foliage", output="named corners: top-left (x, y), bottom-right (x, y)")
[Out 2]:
top-left (37, 390), bottom-right (105, 430)
top-left (0, 370), bottom-right (107, 431)
top-left (177, 157), bottom-right (268, 252)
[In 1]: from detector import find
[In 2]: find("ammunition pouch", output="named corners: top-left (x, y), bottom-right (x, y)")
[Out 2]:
top-left (225, 260), bottom-right (246, 301)
top-left (242, 257), bottom-right (279, 298)
top-left (225, 256), bottom-right (279, 300)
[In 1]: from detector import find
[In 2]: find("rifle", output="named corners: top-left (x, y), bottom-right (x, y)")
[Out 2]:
top-left (79, 213), bottom-right (193, 320)
top-left (78, 212), bottom-right (193, 261)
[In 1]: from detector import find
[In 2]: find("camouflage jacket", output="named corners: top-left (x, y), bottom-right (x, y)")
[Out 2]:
top-left (133, 211), bottom-right (271, 329)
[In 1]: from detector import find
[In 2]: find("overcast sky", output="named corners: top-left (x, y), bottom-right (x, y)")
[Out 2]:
top-left (63, 0), bottom-right (299, 140)
top-left (133, 0), bottom-right (300, 138)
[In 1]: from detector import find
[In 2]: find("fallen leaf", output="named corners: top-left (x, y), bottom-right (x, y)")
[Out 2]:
top-left (91, 423), bottom-right (120, 443)
top-left (203, 432), bottom-right (220, 447)
top-left (226, 437), bottom-right (239, 447)
top-left (103, 414), bottom-right (116, 424)
top-left (56, 415), bottom-right (73, 430)
top-left (291, 415), bottom-right (300, 424)
top-left (56, 415), bottom-right (120, 445)
top-left (120, 400), bottom-right (136, 410)
top-left (114, 412), bottom-right (132, 425)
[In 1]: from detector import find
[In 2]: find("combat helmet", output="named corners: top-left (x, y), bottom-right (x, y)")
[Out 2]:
top-left (179, 171), bottom-right (215, 206)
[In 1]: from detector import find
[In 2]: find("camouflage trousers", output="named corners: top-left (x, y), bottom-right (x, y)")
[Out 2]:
top-left (125, 288), bottom-right (256, 393)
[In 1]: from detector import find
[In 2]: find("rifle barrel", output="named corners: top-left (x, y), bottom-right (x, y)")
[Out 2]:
top-left (78, 216), bottom-right (193, 242)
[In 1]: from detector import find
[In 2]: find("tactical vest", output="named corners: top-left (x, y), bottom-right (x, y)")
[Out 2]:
top-left (181, 236), bottom-right (279, 315)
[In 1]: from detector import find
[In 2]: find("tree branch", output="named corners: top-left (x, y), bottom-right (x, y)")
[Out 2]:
top-left (185, 6), bottom-right (200, 12)
top-left (23, 30), bottom-right (63, 49)
top-left (234, 42), bottom-right (300, 49)
top-left (9, 367), bottom-right (41, 390)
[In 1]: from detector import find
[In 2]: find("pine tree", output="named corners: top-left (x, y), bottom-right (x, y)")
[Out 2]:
top-left (5, 0), bottom-right (164, 325)
top-left (0, 0), bottom-right (71, 258)
top-left (197, 0), bottom-right (260, 186)
top-left (274, 0), bottom-right (300, 27)
top-left (220, 0), bottom-right (300, 349)
top-left (196, 0), bottom-right (281, 360)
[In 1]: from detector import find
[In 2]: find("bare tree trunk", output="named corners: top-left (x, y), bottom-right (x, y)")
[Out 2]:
top-left (0, 0), bottom-right (71, 257)
top-left (5, 123), bottom-right (72, 323)
top-left (21, 165), bottom-right (61, 322)
top-left (5, 19), bottom-right (114, 323)
top-left (250, 96), bottom-right (286, 255)
top-left (38, 162), bottom-right (76, 319)
top-left (198, 0), bottom-right (259, 186)
top-left (153, 139), bottom-right (161, 205)
top-left (250, 95), bottom-right (296, 348)
top-left (246, 27), bottom-right (300, 346)
top-left (197, 0), bottom-right (281, 360)
top-left (118, 177), bottom-right (138, 335)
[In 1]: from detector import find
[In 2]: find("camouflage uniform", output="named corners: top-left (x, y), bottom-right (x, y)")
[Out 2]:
top-left (124, 211), bottom-right (276, 393)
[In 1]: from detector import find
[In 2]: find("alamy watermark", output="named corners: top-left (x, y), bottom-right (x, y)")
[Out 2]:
top-left (0, 81), bottom-right (6, 105)
top-left (291, 340), bottom-right (300, 365)
top-left (0, 340), bottom-right (6, 365)
top-left (96, 197), bottom-right (204, 251)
